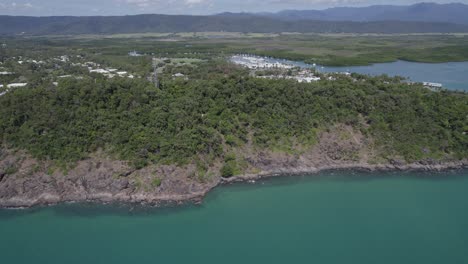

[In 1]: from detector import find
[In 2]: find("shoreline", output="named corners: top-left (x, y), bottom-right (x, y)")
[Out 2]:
top-left (1, 161), bottom-right (466, 210)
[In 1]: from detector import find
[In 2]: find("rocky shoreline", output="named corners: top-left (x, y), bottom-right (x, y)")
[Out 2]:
top-left (221, 162), bottom-right (468, 184)
top-left (2, 125), bottom-right (467, 209)
top-left (1, 158), bottom-right (466, 209)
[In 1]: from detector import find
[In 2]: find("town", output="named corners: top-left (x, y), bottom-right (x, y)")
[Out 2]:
top-left (0, 47), bottom-right (142, 97)
top-left (1, 45), bottom-right (447, 98)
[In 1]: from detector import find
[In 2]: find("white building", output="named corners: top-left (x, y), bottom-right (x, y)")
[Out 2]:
top-left (7, 83), bottom-right (28, 88)
top-left (173, 73), bottom-right (185, 77)
top-left (423, 82), bottom-right (443, 88)
top-left (296, 76), bottom-right (321, 83)
top-left (231, 55), bottom-right (295, 70)
top-left (129, 51), bottom-right (142, 57)
top-left (90, 69), bottom-right (109, 74)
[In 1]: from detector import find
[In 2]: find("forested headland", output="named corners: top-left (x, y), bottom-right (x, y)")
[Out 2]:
top-left (0, 36), bottom-right (467, 208)
top-left (1, 61), bottom-right (467, 174)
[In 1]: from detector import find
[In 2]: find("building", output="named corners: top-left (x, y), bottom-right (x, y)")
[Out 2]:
top-left (7, 83), bottom-right (28, 88)
top-left (90, 69), bottom-right (109, 74)
top-left (173, 73), bottom-right (185, 77)
top-left (128, 51), bottom-right (142, 57)
top-left (423, 82), bottom-right (443, 88)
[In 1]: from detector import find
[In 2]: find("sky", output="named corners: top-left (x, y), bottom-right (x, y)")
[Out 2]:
top-left (0, 0), bottom-right (467, 16)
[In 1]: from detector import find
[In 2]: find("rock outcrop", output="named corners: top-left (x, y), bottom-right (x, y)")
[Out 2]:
top-left (1, 126), bottom-right (466, 208)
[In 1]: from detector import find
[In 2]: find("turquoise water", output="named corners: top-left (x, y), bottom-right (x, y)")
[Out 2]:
top-left (1, 170), bottom-right (468, 264)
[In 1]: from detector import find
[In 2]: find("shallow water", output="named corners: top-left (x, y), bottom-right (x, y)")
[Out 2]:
top-left (1, 170), bottom-right (468, 264)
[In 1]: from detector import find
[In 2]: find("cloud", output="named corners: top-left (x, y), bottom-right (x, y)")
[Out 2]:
top-left (269, 0), bottom-right (367, 6)
top-left (185, 0), bottom-right (206, 3)
top-left (123, 0), bottom-right (208, 8)
top-left (0, 1), bottom-right (35, 10)
top-left (124, 0), bottom-right (152, 8)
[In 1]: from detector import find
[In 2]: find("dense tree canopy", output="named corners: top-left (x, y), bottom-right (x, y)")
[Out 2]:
top-left (0, 61), bottom-right (467, 169)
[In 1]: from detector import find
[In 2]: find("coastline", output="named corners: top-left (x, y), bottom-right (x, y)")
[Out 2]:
top-left (1, 160), bottom-right (466, 209)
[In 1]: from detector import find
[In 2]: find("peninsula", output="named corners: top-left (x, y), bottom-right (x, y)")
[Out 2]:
top-left (1, 41), bottom-right (467, 207)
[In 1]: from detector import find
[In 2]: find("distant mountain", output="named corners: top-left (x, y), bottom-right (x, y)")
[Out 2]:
top-left (1, 13), bottom-right (468, 36)
top-left (263, 3), bottom-right (468, 25)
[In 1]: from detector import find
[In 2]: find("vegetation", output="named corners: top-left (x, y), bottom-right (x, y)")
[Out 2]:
top-left (1, 15), bottom-right (468, 36)
top-left (0, 36), bottom-right (466, 177)
top-left (6, 33), bottom-right (468, 68)
top-left (2, 34), bottom-right (468, 70)
top-left (151, 177), bottom-right (162, 188)
top-left (0, 59), bottom-right (467, 169)
top-left (214, 34), bottom-right (468, 66)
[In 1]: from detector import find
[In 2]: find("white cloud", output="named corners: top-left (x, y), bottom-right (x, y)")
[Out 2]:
top-left (185, 0), bottom-right (206, 4)
top-left (123, 0), bottom-right (208, 8)
top-left (0, 1), bottom-right (34, 9)
top-left (269, 0), bottom-right (367, 6)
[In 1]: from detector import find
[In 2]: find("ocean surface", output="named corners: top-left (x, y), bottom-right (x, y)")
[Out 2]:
top-left (1, 170), bottom-right (468, 264)
top-left (257, 57), bottom-right (468, 91)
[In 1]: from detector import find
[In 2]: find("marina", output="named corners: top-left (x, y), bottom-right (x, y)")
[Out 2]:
top-left (231, 55), bottom-right (468, 91)
top-left (231, 55), bottom-right (321, 83)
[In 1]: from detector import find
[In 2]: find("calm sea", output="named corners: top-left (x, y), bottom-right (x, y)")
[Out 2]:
top-left (1, 170), bottom-right (467, 264)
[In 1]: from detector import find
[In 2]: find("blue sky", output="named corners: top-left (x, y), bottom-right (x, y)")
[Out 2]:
top-left (0, 0), bottom-right (467, 16)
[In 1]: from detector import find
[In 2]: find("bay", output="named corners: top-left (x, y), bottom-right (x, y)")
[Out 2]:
top-left (318, 60), bottom-right (468, 92)
top-left (1, 170), bottom-right (467, 264)
top-left (257, 57), bottom-right (468, 91)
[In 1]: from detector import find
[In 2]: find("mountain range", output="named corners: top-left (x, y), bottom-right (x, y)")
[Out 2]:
top-left (1, 2), bottom-right (468, 35)
top-left (249, 2), bottom-right (468, 25)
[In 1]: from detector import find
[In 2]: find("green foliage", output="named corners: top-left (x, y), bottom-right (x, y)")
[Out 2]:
top-left (46, 167), bottom-right (55, 176)
top-left (151, 177), bottom-right (162, 188)
top-left (225, 135), bottom-right (239, 147)
top-left (5, 165), bottom-right (18, 175)
top-left (221, 162), bottom-right (236, 178)
top-left (0, 59), bottom-right (466, 168)
top-left (221, 152), bottom-right (242, 178)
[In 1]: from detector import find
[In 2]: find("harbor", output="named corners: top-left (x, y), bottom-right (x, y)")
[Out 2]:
top-left (230, 55), bottom-right (468, 90)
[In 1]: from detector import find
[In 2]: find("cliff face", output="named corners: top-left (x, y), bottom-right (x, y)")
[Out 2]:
top-left (0, 125), bottom-right (466, 208)
top-left (0, 150), bottom-right (219, 208)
